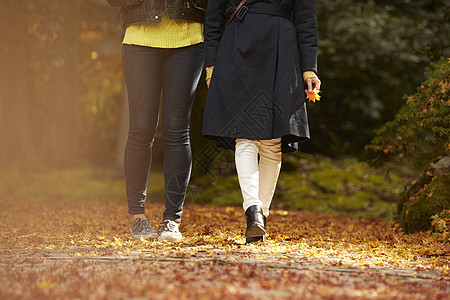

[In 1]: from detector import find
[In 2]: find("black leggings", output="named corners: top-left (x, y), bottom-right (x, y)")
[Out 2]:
top-left (122, 43), bottom-right (203, 222)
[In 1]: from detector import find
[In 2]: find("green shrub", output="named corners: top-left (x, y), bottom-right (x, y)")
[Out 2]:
top-left (400, 174), bottom-right (450, 233)
top-left (367, 59), bottom-right (450, 170)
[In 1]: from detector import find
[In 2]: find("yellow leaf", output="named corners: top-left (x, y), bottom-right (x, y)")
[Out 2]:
top-left (305, 89), bottom-right (321, 102)
top-left (369, 241), bottom-right (379, 248)
top-left (38, 280), bottom-right (55, 289)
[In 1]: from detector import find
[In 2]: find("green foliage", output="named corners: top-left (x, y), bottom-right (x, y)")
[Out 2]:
top-left (303, 0), bottom-right (450, 157)
top-left (367, 59), bottom-right (450, 169)
top-left (400, 174), bottom-right (450, 234)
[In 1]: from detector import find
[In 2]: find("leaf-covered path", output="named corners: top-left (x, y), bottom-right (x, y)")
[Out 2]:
top-left (1, 192), bottom-right (449, 299)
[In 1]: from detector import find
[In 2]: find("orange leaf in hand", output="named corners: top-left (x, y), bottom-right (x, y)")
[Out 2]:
top-left (305, 89), bottom-right (321, 102)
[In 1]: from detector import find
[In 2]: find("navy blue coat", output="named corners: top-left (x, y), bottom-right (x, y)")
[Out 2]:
top-left (202, 0), bottom-right (318, 153)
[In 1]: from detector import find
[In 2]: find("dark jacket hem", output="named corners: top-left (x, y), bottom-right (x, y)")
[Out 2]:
top-left (109, 0), bottom-right (205, 27)
top-left (203, 134), bottom-right (309, 154)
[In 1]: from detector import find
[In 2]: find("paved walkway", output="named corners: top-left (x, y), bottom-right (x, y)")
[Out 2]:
top-left (1, 246), bottom-right (448, 299)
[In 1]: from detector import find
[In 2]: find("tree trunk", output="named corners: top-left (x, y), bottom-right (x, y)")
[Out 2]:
top-left (42, 2), bottom-right (81, 167)
top-left (0, 1), bottom-right (38, 169)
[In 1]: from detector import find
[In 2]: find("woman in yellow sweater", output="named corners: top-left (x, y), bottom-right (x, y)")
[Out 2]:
top-left (107, 0), bottom-right (206, 242)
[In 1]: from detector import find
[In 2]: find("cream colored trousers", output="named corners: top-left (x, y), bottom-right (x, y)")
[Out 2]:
top-left (235, 138), bottom-right (282, 217)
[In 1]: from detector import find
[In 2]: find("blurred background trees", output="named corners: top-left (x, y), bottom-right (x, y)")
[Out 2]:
top-left (0, 0), bottom-right (124, 169)
top-left (305, 0), bottom-right (449, 158)
top-left (0, 0), bottom-right (448, 170)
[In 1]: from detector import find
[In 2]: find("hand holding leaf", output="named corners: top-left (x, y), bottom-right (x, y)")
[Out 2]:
top-left (305, 76), bottom-right (321, 103)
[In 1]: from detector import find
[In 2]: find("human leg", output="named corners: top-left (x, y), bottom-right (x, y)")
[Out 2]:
top-left (235, 138), bottom-right (266, 243)
top-left (235, 139), bottom-right (262, 210)
top-left (122, 44), bottom-right (164, 238)
top-left (159, 44), bottom-right (203, 236)
top-left (258, 138), bottom-right (282, 217)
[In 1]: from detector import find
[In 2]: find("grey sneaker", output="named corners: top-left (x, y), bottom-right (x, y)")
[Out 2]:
top-left (158, 220), bottom-right (182, 242)
top-left (130, 217), bottom-right (158, 240)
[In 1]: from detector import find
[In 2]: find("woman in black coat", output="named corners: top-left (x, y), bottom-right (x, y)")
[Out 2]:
top-left (203, 0), bottom-right (321, 243)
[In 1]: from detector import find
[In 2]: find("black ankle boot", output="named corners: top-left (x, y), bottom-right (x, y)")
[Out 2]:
top-left (245, 205), bottom-right (266, 244)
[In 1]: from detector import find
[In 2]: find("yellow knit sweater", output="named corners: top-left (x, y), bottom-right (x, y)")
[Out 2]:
top-left (122, 12), bottom-right (203, 48)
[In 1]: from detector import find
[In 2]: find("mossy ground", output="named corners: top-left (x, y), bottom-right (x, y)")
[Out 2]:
top-left (191, 152), bottom-right (405, 219)
top-left (0, 153), bottom-right (405, 221)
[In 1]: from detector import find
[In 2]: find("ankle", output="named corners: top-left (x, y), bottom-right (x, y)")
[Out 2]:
top-left (163, 219), bottom-right (180, 224)
top-left (130, 214), bottom-right (146, 223)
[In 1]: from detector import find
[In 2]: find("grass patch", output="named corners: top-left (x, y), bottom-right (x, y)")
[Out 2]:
top-left (0, 168), bottom-right (165, 204)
